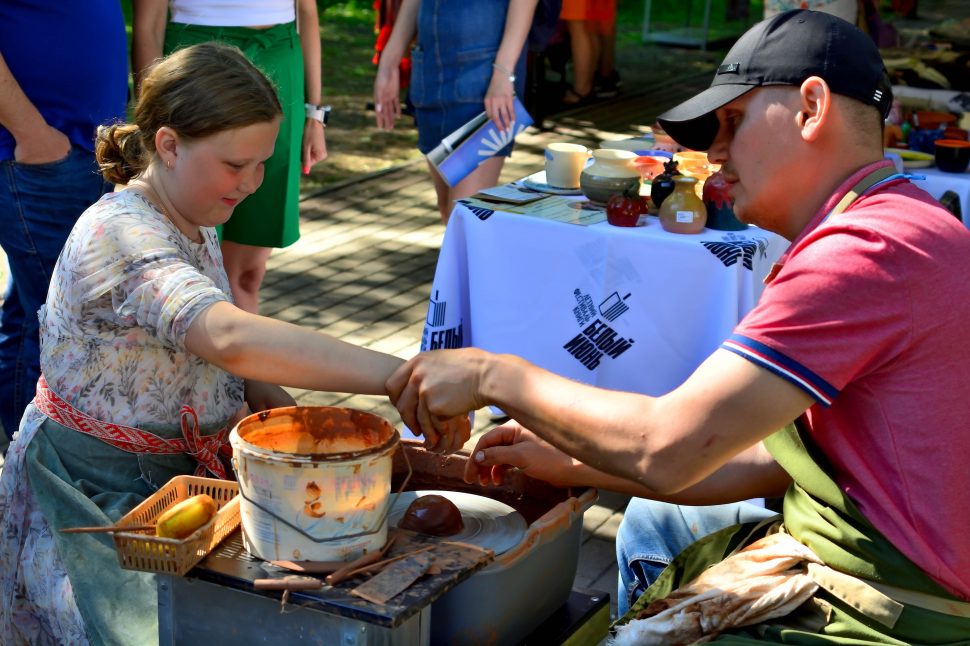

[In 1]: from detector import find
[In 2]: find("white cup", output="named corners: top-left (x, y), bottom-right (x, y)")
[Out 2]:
top-left (544, 143), bottom-right (591, 189)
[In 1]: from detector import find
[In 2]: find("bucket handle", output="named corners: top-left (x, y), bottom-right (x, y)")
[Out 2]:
top-left (231, 444), bottom-right (413, 545)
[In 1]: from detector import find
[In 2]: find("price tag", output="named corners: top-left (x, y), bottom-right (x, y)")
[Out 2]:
top-left (676, 210), bottom-right (695, 223)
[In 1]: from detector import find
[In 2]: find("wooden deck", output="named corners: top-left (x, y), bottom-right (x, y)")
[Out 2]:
top-left (262, 71), bottom-right (710, 620)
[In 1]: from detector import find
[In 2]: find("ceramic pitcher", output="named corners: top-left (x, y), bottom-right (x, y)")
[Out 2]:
top-left (580, 149), bottom-right (640, 204)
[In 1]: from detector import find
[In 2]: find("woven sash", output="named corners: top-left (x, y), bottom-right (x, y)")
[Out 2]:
top-left (33, 375), bottom-right (229, 479)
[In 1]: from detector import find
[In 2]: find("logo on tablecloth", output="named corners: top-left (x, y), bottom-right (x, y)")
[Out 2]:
top-left (427, 291), bottom-right (446, 326)
top-left (599, 292), bottom-right (630, 322)
top-left (700, 235), bottom-right (771, 270)
top-left (564, 288), bottom-right (635, 370)
top-left (458, 200), bottom-right (495, 221)
top-left (421, 291), bottom-right (464, 351)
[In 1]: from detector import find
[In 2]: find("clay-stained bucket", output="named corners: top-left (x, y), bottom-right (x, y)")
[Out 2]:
top-left (229, 406), bottom-right (399, 563)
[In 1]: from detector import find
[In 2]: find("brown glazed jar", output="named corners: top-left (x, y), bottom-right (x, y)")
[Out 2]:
top-left (659, 176), bottom-right (706, 234)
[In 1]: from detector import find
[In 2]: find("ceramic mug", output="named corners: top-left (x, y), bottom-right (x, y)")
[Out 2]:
top-left (544, 143), bottom-right (591, 189)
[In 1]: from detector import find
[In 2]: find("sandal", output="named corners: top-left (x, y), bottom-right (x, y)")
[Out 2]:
top-left (562, 86), bottom-right (593, 106)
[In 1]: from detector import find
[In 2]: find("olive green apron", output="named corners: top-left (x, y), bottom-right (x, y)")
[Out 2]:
top-left (614, 422), bottom-right (970, 644)
top-left (27, 413), bottom-right (220, 646)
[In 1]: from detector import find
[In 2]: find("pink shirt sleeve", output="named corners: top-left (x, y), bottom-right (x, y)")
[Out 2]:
top-left (723, 217), bottom-right (912, 406)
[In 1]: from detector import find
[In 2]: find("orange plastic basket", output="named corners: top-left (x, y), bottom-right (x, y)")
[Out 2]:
top-left (113, 475), bottom-right (240, 576)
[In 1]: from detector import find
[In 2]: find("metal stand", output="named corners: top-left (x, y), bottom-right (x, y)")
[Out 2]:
top-left (641, 0), bottom-right (751, 51)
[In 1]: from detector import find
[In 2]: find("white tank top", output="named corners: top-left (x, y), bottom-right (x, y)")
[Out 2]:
top-left (169, 0), bottom-right (295, 27)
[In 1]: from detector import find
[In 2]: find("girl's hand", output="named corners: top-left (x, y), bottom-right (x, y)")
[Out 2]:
top-left (302, 119), bottom-right (327, 175)
top-left (484, 66), bottom-right (516, 133)
top-left (373, 64), bottom-right (402, 130)
top-left (245, 380), bottom-right (297, 413)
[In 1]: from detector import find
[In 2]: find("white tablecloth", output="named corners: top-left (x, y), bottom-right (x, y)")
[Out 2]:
top-left (911, 166), bottom-right (970, 227)
top-left (421, 201), bottom-right (788, 397)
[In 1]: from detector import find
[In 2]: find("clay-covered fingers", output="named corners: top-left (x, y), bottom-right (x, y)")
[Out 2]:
top-left (430, 414), bottom-right (471, 455)
top-left (462, 423), bottom-right (521, 485)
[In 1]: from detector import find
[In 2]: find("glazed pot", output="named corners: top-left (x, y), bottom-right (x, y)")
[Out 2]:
top-left (650, 159), bottom-right (681, 210)
top-left (702, 171), bottom-right (747, 231)
top-left (580, 149), bottom-right (641, 204)
top-left (659, 176), bottom-right (707, 234)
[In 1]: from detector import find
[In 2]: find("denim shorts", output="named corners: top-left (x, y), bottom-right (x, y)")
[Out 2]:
top-left (410, 0), bottom-right (526, 155)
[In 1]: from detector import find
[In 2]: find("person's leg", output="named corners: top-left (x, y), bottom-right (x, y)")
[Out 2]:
top-left (615, 498), bottom-right (777, 616)
top-left (564, 20), bottom-right (597, 101)
top-left (426, 160), bottom-right (454, 224)
top-left (219, 241), bottom-right (274, 314)
top-left (0, 148), bottom-right (106, 441)
top-left (449, 156), bottom-right (505, 214)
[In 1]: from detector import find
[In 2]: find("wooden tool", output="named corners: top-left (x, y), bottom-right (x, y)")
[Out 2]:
top-left (351, 552), bottom-right (433, 605)
top-left (325, 535), bottom-right (399, 586)
top-left (252, 576), bottom-right (323, 592)
top-left (60, 524), bottom-right (155, 534)
top-left (329, 544), bottom-right (433, 586)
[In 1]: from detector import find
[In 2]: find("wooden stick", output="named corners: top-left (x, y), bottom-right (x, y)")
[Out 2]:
top-left (60, 524), bottom-right (155, 534)
top-left (329, 545), bottom-right (434, 585)
top-left (253, 576), bottom-right (323, 591)
top-left (325, 534), bottom-right (399, 586)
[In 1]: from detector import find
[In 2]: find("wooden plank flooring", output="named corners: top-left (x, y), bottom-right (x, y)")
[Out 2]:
top-left (263, 70), bottom-right (710, 621)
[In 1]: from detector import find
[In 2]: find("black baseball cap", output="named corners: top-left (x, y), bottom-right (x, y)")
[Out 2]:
top-left (657, 9), bottom-right (893, 151)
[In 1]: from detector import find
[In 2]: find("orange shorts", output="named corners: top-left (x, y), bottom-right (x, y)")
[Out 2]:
top-left (560, 0), bottom-right (616, 23)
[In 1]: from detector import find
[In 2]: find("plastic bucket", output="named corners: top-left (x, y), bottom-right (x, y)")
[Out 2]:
top-left (229, 406), bottom-right (399, 562)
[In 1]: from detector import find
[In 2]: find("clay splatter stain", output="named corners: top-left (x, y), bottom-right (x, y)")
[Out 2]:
top-left (305, 481), bottom-right (321, 501)
top-left (304, 501), bottom-right (326, 518)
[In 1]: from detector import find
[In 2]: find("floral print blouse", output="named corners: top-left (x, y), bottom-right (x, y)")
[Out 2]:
top-left (0, 189), bottom-right (245, 644)
top-left (36, 189), bottom-right (243, 428)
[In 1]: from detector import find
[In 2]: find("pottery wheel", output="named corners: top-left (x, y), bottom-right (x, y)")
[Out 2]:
top-left (388, 490), bottom-right (527, 556)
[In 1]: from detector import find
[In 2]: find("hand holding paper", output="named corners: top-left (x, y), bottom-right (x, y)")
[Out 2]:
top-left (426, 96), bottom-right (533, 187)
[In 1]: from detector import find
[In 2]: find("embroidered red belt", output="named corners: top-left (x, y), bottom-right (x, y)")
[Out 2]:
top-left (33, 375), bottom-right (230, 479)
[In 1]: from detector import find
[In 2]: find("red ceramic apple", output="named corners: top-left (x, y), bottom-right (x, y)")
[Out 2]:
top-left (606, 185), bottom-right (648, 227)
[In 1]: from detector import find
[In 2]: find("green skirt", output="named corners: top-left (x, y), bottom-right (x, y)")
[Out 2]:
top-left (165, 22), bottom-right (304, 248)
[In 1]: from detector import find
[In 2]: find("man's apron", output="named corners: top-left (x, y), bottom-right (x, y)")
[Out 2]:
top-left (615, 423), bottom-right (970, 643)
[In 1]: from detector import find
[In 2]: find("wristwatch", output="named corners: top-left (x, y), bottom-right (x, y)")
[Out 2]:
top-left (304, 103), bottom-right (331, 125)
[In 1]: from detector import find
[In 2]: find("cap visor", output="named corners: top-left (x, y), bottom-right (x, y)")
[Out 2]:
top-left (657, 83), bottom-right (754, 151)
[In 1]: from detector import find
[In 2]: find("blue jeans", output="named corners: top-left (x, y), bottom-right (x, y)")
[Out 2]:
top-left (0, 146), bottom-right (109, 442)
top-left (615, 498), bottom-right (778, 616)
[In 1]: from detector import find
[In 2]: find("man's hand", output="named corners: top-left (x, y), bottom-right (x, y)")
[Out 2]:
top-left (15, 124), bottom-right (70, 165)
top-left (386, 348), bottom-right (490, 451)
top-left (463, 421), bottom-right (579, 487)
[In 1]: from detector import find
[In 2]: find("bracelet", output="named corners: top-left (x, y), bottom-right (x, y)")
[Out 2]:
top-left (304, 103), bottom-right (331, 126)
top-left (491, 62), bottom-right (515, 84)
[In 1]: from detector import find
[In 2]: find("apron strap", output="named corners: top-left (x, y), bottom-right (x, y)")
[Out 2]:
top-left (826, 165), bottom-right (901, 220)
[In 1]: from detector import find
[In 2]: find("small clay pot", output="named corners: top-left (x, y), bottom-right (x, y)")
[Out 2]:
top-left (650, 160), bottom-right (681, 209)
top-left (934, 139), bottom-right (970, 173)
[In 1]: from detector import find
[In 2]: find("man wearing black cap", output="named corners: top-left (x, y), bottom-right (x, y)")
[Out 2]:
top-left (387, 10), bottom-right (970, 641)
